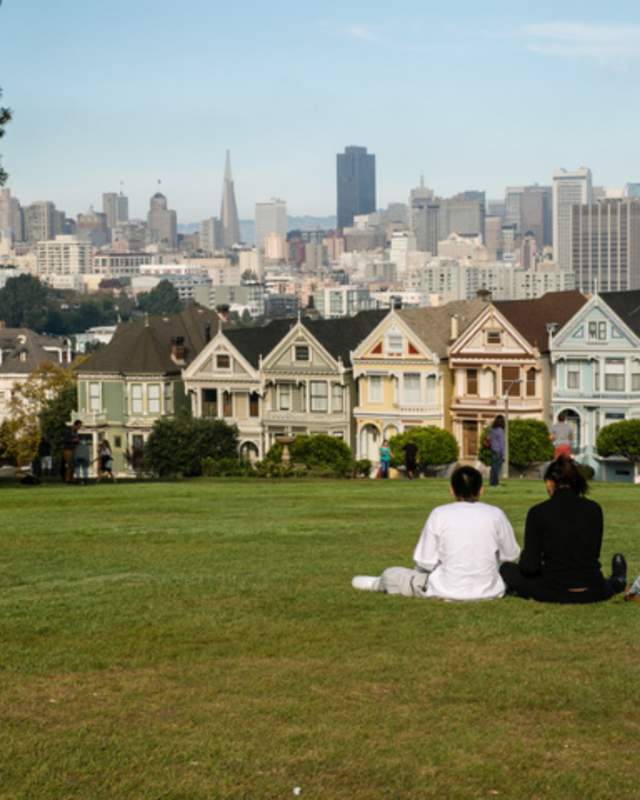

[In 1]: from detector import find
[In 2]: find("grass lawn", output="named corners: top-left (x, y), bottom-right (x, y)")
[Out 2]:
top-left (1, 477), bottom-right (640, 799)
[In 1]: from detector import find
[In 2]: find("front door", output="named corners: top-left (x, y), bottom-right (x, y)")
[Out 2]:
top-left (463, 420), bottom-right (478, 458)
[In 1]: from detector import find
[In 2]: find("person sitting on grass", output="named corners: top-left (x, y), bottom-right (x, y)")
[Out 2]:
top-left (352, 466), bottom-right (520, 601)
top-left (499, 456), bottom-right (627, 604)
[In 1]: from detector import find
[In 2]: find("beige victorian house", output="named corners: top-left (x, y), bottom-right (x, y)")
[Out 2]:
top-left (184, 311), bottom-right (385, 457)
top-left (448, 291), bottom-right (588, 460)
top-left (351, 300), bottom-right (486, 461)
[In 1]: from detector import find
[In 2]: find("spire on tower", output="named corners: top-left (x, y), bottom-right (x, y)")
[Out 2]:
top-left (220, 150), bottom-right (241, 248)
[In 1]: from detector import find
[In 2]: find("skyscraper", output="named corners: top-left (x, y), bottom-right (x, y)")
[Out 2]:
top-left (255, 198), bottom-right (287, 253)
top-left (103, 191), bottom-right (129, 229)
top-left (220, 150), bottom-right (241, 248)
top-left (553, 167), bottom-right (592, 269)
top-left (147, 192), bottom-right (177, 249)
top-left (336, 146), bottom-right (376, 231)
top-left (571, 198), bottom-right (640, 292)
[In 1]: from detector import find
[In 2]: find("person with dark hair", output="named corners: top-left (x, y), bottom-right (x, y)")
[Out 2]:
top-left (488, 415), bottom-right (505, 487)
top-left (62, 420), bottom-right (82, 484)
top-left (378, 439), bottom-right (391, 479)
top-left (403, 440), bottom-right (418, 479)
top-left (352, 466), bottom-right (520, 600)
top-left (500, 456), bottom-right (627, 603)
top-left (97, 439), bottom-right (115, 482)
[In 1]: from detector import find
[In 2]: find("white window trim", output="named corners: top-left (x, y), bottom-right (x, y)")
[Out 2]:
top-left (310, 381), bottom-right (328, 413)
top-left (368, 375), bottom-right (383, 404)
top-left (88, 381), bottom-right (102, 413)
top-left (215, 353), bottom-right (232, 371)
top-left (277, 383), bottom-right (291, 411)
top-left (130, 383), bottom-right (144, 415)
top-left (402, 373), bottom-right (422, 405)
top-left (148, 383), bottom-right (161, 414)
top-left (293, 344), bottom-right (311, 363)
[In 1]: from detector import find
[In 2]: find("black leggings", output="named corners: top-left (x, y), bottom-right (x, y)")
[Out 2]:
top-left (500, 562), bottom-right (620, 604)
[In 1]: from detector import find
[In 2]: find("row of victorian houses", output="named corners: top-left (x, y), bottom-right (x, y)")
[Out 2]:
top-left (71, 290), bottom-right (640, 482)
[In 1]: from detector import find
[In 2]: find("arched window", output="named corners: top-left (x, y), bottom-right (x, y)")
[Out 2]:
top-left (526, 368), bottom-right (537, 397)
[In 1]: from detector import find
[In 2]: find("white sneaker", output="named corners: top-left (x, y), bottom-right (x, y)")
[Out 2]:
top-left (352, 575), bottom-right (379, 591)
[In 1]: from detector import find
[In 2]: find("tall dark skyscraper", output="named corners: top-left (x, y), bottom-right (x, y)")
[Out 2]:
top-left (336, 146), bottom-right (376, 231)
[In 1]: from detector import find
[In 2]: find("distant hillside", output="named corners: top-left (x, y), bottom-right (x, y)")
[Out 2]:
top-left (178, 215), bottom-right (337, 246)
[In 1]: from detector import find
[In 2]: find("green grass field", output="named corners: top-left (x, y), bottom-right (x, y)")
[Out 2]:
top-left (1, 478), bottom-right (640, 800)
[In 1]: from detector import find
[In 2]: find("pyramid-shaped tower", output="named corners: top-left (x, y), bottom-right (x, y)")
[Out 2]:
top-left (220, 150), bottom-right (241, 248)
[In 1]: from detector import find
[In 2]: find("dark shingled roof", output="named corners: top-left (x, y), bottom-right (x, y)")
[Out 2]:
top-left (76, 305), bottom-right (220, 375)
top-left (0, 328), bottom-right (68, 374)
top-left (494, 291), bottom-right (588, 353)
top-left (225, 310), bottom-right (388, 369)
top-left (398, 299), bottom-right (487, 356)
top-left (600, 290), bottom-right (640, 337)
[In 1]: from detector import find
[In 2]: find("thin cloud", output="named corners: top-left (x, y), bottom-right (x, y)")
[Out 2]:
top-left (343, 24), bottom-right (382, 44)
top-left (524, 22), bottom-right (640, 62)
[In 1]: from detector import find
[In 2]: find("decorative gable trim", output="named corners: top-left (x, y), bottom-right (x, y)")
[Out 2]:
top-left (261, 321), bottom-right (339, 372)
top-left (182, 330), bottom-right (258, 380)
top-left (351, 309), bottom-right (438, 363)
top-left (448, 304), bottom-right (535, 358)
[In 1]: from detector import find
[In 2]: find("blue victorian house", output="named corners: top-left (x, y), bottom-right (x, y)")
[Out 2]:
top-left (550, 290), bottom-right (640, 481)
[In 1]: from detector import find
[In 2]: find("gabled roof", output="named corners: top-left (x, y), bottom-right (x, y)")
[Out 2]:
top-left (303, 310), bottom-right (387, 366)
top-left (224, 319), bottom-right (295, 368)
top-left (493, 291), bottom-right (588, 353)
top-left (0, 328), bottom-right (67, 375)
top-left (599, 290), bottom-right (640, 338)
top-left (76, 305), bottom-right (220, 376)
top-left (398, 299), bottom-right (487, 357)
top-left (224, 310), bottom-right (388, 370)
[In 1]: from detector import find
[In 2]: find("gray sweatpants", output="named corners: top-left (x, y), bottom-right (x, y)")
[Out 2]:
top-left (374, 567), bottom-right (429, 597)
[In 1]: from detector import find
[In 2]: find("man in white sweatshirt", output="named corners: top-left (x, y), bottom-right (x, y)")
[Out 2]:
top-left (352, 466), bottom-right (520, 601)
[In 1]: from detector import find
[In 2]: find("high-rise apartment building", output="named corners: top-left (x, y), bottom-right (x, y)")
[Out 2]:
top-left (24, 201), bottom-right (60, 244)
top-left (410, 198), bottom-right (440, 253)
top-left (440, 197), bottom-right (485, 241)
top-left (336, 146), bottom-right (376, 231)
top-left (36, 235), bottom-right (93, 276)
top-left (220, 151), bottom-right (241, 248)
top-left (255, 198), bottom-right (287, 253)
top-left (147, 192), bottom-right (177, 249)
top-left (571, 198), bottom-right (640, 292)
top-left (553, 167), bottom-right (592, 269)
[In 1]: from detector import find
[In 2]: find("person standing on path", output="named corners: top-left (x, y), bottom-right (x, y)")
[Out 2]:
top-left (488, 415), bottom-right (505, 487)
top-left (404, 440), bottom-right (418, 480)
top-left (378, 439), bottom-right (391, 479)
top-left (551, 412), bottom-right (573, 458)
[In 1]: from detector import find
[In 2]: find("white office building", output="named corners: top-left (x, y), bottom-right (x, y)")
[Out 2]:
top-left (553, 167), bottom-right (592, 270)
top-left (255, 198), bottom-right (287, 253)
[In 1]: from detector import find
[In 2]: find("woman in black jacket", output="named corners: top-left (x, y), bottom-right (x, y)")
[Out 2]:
top-left (500, 457), bottom-right (627, 603)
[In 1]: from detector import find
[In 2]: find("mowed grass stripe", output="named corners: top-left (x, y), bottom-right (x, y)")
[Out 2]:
top-left (1, 478), bottom-right (639, 799)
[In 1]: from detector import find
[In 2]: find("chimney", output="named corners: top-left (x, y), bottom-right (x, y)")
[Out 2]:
top-left (204, 322), bottom-right (212, 343)
top-left (476, 288), bottom-right (492, 302)
top-left (450, 314), bottom-right (459, 341)
top-left (392, 295), bottom-right (402, 310)
top-left (170, 336), bottom-right (186, 363)
top-left (216, 304), bottom-right (230, 322)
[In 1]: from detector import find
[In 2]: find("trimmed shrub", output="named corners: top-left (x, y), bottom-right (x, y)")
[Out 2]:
top-left (597, 420), bottom-right (640, 466)
top-left (354, 458), bottom-right (372, 478)
top-left (265, 434), bottom-right (353, 477)
top-left (389, 427), bottom-right (458, 470)
top-left (508, 419), bottom-right (554, 471)
top-left (145, 416), bottom-right (238, 477)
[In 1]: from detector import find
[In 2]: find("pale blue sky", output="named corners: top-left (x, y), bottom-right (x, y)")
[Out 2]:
top-left (2, 1), bottom-right (640, 221)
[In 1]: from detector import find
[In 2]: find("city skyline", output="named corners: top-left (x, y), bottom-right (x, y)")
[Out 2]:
top-left (3, 3), bottom-right (640, 219)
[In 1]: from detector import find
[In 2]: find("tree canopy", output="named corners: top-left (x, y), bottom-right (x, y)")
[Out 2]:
top-left (597, 420), bottom-right (640, 465)
top-left (137, 280), bottom-right (183, 316)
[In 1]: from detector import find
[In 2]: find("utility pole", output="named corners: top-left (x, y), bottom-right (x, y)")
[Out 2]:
top-left (503, 378), bottom-right (522, 480)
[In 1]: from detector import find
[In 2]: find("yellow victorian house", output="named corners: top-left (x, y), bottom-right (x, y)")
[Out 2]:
top-left (351, 299), bottom-right (485, 460)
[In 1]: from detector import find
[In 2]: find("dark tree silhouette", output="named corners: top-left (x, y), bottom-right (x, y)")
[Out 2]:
top-left (0, 2), bottom-right (11, 186)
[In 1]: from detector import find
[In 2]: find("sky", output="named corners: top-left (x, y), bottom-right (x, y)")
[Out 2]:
top-left (2, 0), bottom-right (640, 221)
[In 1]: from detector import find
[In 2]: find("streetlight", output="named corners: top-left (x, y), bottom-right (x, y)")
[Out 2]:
top-left (503, 378), bottom-right (522, 480)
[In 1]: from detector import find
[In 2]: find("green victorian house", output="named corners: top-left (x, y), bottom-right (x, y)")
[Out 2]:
top-left (74, 306), bottom-right (220, 475)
